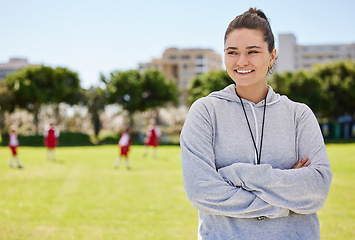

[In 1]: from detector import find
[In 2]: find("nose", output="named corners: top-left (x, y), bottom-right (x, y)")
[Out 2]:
top-left (237, 53), bottom-right (248, 67)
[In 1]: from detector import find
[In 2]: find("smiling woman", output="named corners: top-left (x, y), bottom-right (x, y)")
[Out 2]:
top-left (223, 9), bottom-right (277, 104)
top-left (224, 29), bottom-right (276, 103)
top-left (181, 7), bottom-right (332, 240)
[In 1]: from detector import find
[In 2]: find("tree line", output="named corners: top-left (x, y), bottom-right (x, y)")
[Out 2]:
top-left (188, 60), bottom-right (355, 121)
top-left (0, 66), bottom-right (178, 137)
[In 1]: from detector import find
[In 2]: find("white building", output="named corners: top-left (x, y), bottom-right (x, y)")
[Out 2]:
top-left (277, 33), bottom-right (355, 73)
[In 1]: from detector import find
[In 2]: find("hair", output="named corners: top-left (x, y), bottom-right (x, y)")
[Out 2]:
top-left (224, 8), bottom-right (275, 53)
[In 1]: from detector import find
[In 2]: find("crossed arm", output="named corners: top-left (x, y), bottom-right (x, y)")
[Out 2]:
top-left (181, 100), bottom-right (332, 219)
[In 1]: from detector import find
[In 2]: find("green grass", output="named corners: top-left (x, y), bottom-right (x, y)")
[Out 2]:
top-left (0, 144), bottom-right (354, 239)
top-left (318, 143), bottom-right (355, 239)
top-left (0, 146), bottom-right (197, 240)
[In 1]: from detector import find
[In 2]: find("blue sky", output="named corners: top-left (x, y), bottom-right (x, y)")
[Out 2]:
top-left (1, 0), bottom-right (355, 88)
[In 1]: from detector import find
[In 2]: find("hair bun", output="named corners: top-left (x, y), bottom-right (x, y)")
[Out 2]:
top-left (248, 7), bottom-right (268, 21)
top-left (225, 7), bottom-right (275, 53)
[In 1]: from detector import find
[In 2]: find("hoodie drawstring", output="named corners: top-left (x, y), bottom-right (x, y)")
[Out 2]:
top-left (236, 90), bottom-right (268, 165)
top-left (248, 102), bottom-right (259, 165)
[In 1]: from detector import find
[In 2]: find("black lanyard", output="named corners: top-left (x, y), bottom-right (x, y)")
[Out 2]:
top-left (236, 90), bottom-right (268, 165)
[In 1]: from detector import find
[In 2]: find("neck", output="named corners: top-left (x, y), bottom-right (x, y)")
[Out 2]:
top-left (235, 84), bottom-right (268, 104)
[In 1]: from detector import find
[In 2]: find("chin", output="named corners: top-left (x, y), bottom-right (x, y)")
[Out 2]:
top-left (235, 81), bottom-right (254, 87)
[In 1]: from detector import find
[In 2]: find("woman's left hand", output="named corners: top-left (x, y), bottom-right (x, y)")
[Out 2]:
top-left (292, 156), bottom-right (311, 169)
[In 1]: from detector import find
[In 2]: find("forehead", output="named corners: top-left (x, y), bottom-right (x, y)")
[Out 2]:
top-left (225, 28), bottom-right (266, 48)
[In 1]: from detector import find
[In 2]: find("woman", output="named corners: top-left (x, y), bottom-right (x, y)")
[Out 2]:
top-left (180, 8), bottom-right (332, 239)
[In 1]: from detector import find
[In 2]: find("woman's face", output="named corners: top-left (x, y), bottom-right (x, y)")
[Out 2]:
top-left (224, 28), bottom-right (276, 89)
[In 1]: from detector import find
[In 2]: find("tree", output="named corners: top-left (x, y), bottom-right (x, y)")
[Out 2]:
top-left (269, 60), bottom-right (355, 120)
top-left (313, 60), bottom-right (355, 119)
top-left (0, 81), bottom-right (15, 135)
top-left (103, 70), bottom-right (143, 121)
top-left (269, 70), bottom-right (325, 114)
top-left (85, 86), bottom-right (106, 137)
top-left (187, 70), bottom-right (234, 105)
top-left (140, 69), bottom-right (178, 109)
top-left (3, 65), bottom-right (82, 134)
top-left (103, 69), bottom-right (178, 124)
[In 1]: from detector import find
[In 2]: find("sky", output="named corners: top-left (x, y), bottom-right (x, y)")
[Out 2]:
top-left (1, 0), bottom-right (355, 89)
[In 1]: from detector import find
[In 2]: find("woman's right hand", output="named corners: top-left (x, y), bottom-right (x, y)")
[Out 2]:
top-left (292, 156), bottom-right (311, 169)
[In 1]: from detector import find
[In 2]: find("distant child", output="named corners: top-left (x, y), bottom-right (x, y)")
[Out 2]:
top-left (114, 127), bottom-right (131, 169)
top-left (43, 122), bottom-right (60, 160)
top-left (143, 119), bottom-right (161, 158)
top-left (8, 127), bottom-right (23, 168)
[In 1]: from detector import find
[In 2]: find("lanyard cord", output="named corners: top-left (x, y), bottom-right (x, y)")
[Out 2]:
top-left (236, 90), bottom-right (268, 165)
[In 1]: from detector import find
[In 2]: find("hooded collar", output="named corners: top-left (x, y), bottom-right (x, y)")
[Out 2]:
top-left (207, 84), bottom-right (280, 107)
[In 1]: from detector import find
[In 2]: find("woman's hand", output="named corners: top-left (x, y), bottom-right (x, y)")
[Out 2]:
top-left (292, 156), bottom-right (311, 169)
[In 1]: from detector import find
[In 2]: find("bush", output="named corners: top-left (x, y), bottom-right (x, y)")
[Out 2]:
top-left (1, 132), bottom-right (94, 146)
top-left (1, 131), bottom-right (179, 146)
top-left (58, 132), bottom-right (94, 146)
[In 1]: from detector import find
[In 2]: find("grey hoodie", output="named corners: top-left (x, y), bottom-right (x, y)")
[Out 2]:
top-left (180, 84), bottom-right (332, 240)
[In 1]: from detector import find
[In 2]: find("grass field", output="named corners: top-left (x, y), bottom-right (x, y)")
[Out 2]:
top-left (1, 144), bottom-right (354, 239)
top-left (318, 143), bottom-right (355, 239)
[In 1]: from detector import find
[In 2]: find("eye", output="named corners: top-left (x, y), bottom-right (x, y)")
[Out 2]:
top-left (226, 51), bottom-right (238, 55)
top-left (248, 50), bottom-right (259, 54)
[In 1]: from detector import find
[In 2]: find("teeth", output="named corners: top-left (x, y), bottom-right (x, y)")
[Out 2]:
top-left (237, 70), bottom-right (252, 73)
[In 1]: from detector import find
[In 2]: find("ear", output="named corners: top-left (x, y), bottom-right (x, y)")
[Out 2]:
top-left (269, 49), bottom-right (277, 67)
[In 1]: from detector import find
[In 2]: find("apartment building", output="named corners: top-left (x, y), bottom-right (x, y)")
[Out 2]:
top-left (0, 58), bottom-right (33, 81)
top-left (139, 48), bottom-right (223, 104)
top-left (277, 33), bottom-right (355, 73)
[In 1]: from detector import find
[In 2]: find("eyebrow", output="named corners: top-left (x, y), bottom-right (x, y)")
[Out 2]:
top-left (225, 46), bottom-right (262, 51)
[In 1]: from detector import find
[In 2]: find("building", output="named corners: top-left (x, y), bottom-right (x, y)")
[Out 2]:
top-left (0, 58), bottom-right (32, 81)
top-left (277, 33), bottom-right (355, 73)
top-left (139, 48), bottom-right (223, 104)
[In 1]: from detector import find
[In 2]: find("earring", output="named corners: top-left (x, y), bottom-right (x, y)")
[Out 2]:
top-left (268, 65), bottom-right (274, 74)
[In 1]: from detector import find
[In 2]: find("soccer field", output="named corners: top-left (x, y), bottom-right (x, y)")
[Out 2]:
top-left (1, 144), bottom-right (354, 239)
top-left (318, 143), bottom-right (355, 239)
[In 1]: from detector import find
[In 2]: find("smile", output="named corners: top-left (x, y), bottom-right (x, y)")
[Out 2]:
top-left (235, 69), bottom-right (253, 74)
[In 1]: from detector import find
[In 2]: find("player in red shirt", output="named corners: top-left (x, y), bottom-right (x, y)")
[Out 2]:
top-left (8, 127), bottom-right (23, 168)
top-left (143, 119), bottom-right (161, 158)
top-left (43, 122), bottom-right (60, 160)
top-left (114, 127), bottom-right (131, 169)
